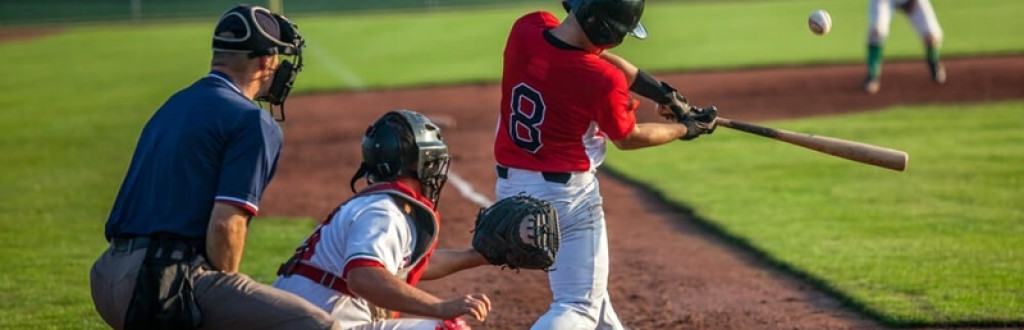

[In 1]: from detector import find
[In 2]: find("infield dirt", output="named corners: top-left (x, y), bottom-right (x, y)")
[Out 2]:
top-left (262, 55), bottom-right (1024, 329)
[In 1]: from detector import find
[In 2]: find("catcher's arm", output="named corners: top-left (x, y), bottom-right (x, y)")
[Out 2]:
top-left (347, 266), bottom-right (491, 321)
top-left (420, 248), bottom-right (489, 281)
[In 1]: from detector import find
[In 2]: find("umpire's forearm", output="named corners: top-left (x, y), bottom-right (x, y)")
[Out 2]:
top-left (420, 249), bottom-right (488, 281)
top-left (205, 203), bottom-right (249, 273)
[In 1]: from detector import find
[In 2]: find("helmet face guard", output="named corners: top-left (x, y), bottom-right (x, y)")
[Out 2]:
top-left (213, 5), bottom-right (305, 121)
top-left (351, 110), bottom-right (451, 206)
top-left (574, 0), bottom-right (646, 48)
top-left (411, 124), bottom-right (451, 206)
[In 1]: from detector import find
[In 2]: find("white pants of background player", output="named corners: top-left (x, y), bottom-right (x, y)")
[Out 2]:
top-left (496, 167), bottom-right (625, 330)
top-left (868, 0), bottom-right (943, 44)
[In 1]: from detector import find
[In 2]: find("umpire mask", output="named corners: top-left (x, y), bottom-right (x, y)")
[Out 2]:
top-left (350, 110), bottom-right (451, 206)
top-left (213, 5), bottom-right (305, 121)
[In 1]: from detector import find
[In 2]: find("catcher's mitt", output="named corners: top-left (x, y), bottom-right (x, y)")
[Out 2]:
top-left (472, 194), bottom-right (559, 271)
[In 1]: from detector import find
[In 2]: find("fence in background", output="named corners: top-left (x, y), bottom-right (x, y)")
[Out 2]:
top-left (0, 0), bottom-right (547, 26)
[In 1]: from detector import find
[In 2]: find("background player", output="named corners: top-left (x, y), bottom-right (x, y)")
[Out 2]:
top-left (90, 5), bottom-right (339, 330)
top-left (493, 0), bottom-right (717, 328)
top-left (863, 0), bottom-right (946, 93)
top-left (274, 110), bottom-right (491, 329)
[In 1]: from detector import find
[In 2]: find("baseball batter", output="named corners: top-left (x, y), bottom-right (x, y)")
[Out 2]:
top-left (494, 0), bottom-right (717, 328)
top-left (274, 110), bottom-right (491, 330)
top-left (864, 0), bottom-right (946, 93)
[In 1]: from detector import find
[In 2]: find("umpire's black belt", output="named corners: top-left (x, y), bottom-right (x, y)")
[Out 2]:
top-left (112, 237), bottom-right (151, 252)
top-left (496, 165), bottom-right (572, 184)
top-left (111, 236), bottom-right (199, 257)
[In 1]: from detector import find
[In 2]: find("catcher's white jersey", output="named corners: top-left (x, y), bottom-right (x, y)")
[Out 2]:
top-left (273, 193), bottom-right (421, 328)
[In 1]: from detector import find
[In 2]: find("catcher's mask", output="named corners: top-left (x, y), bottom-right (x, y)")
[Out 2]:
top-left (350, 110), bottom-right (451, 206)
top-left (212, 5), bottom-right (305, 121)
top-left (572, 0), bottom-right (647, 48)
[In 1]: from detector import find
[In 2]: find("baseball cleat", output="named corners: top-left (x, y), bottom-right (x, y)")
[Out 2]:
top-left (930, 62), bottom-right (947, 84)
top-left (863, 76), bottom-right (880, 94)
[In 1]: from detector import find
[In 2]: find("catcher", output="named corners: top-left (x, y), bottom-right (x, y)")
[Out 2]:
top-left (272, 110), bottom-right (559, 329)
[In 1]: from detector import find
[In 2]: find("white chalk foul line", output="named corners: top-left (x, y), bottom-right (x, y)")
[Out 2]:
top-left (446, 170), bottom-right (493, 208)
top-left (304, 42), bottom-right (490, 208)
top-left (303, 40), bottom-right (365, 88)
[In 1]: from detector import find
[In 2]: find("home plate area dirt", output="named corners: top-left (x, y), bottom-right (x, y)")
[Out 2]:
top-left (261, 55), bottom-right (1024, 329)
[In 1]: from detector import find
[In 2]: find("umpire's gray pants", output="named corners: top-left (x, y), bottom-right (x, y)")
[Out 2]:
top-left (90, 243), bottom-right (341, 330)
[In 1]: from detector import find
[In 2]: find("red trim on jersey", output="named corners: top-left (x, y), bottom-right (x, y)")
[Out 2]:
top-left (494, 11), bottom-right (639, 172)
top-left (342, 258), bottom-right (386, 278)
top-left (214, 199), bottom-right (258, 215)
top-left (405, 249), bottom-right (434, 287)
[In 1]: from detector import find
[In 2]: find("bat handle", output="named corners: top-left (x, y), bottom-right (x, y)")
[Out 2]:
top-left (715, 117), bottom-right (778, 139)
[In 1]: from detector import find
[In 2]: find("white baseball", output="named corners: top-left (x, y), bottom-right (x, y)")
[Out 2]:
top-left (808, 9), bottom-right (832, 35)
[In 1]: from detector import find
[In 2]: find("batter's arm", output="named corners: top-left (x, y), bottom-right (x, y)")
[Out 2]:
top-left (206, 203), bottom-right (250, 273)
top-left (611, 122), bottom-right (688, 150)
top-left (420, 248), bottom-right (489, 281)
top-left (601, 51), bottom-right (680, 106)
top-left (599, 51), bottom-right (639, 85)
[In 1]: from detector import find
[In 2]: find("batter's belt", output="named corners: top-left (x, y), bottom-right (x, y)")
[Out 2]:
top-left (496, 165), bottom-right (573, 184)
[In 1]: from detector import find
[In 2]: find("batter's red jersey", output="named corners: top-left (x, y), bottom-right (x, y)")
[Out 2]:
top-left (494, 11), bottom-right (639, 173)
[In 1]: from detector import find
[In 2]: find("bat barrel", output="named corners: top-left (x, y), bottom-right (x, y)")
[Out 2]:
top-left (715, 117), bottom-right (909, 171)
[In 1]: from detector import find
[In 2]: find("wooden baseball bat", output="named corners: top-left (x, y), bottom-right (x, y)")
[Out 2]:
top-left (714, 117), bottom-right (908, 171)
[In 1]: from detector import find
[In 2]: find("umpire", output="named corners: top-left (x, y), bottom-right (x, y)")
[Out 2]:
top-left (90, 5), bottom-right (340, 330)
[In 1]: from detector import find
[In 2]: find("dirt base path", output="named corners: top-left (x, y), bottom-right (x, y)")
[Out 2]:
top-left (262, 55), bottom-right (1024, 329)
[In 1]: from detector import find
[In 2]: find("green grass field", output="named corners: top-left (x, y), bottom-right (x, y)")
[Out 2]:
top-left (0, 0), bottom-right (1021, 328)
top-left (606, 103), bottom-right (1024, 326)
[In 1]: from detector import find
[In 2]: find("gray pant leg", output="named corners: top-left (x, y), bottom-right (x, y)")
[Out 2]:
top-left (90, 245), bottom-right (340, 330)
top-left (193, 266), bottom-right (341, 330)
top-left (90, 247), bottom-right (145, 330)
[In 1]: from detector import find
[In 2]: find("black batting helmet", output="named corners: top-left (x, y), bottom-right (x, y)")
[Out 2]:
top-left (571, 0), bottom-right (647, 47)
top-left (350, 110), bottom-right (451, 206)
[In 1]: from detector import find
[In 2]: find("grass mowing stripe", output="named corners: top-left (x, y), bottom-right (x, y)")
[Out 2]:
top-left (605, 102), bottom-right (1024, 325)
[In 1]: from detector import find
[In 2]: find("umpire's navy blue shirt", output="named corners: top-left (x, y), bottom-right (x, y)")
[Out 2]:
top-left (105, 71), bottom-right (283, 243)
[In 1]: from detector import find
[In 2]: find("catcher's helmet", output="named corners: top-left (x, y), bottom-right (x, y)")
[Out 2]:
top-left (571, 0), bottom-right (647, 48)
top-left (351, 110), bottom-right (451, 206)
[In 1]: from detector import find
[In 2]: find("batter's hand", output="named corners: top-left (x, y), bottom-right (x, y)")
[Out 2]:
top-left (679, 106), bottom-right (718, 140)
top-left (438, 293), bottom-right (491, 322)
top-left (656, 82), bottom-right (692, 121)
